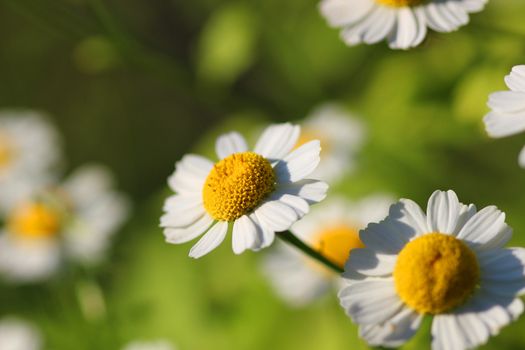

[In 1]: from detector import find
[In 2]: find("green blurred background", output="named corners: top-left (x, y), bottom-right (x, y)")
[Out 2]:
top-left (1, 0), bottom-right (525, 349)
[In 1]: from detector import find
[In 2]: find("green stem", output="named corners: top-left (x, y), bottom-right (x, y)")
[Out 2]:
top-left (277, 230), bottom-right (344, 274)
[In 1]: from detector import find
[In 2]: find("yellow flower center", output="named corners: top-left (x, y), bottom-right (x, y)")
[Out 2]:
top-left (375, 0), bottom-right (425, 7)
top-left (394, 233), bottom-right (480, 314)
top-left (0, 133), bottom-right (13, 169)
top-left (8, 202), bottom-right (62, 239)
top-left (313, 224), bottom-right (364, 269)
top-left (203, 152), bottom-right (276, 221)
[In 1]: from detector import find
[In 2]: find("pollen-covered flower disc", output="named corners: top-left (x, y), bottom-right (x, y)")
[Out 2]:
top-left (484, 65), bottom-right (525, 167)
top-left (319, 0), bottom-right (488, 50)
top-left (161, 123), bottom-right (329, 258)
top-left (0, 165), bottom-right (130, 283)
top-left (263, 195), bottom-right (392, 307)
top-left (338, 190), bottom-right (525, 350)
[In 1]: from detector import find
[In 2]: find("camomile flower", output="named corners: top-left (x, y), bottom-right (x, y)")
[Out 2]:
top-left (0, 165), bottom-right (129, 283)
top-left (0, 317), bottom-right (42, 350)
top-left (0, 110), bottom-right (61, 214)
top-left (122, 339), bottom-right (175, 350)
top-left (483, 65), bottom-right (525, 167)
top-left (339, 190), bottom-right (525, 349)
top-left (263, 195), bottom-right (392, 307)
top-left (297, 104), bottom-right (365, 183)
top-left (319, 0), bottom-right (487, 50)
top-left (161, 123), bottom-right (328, 258)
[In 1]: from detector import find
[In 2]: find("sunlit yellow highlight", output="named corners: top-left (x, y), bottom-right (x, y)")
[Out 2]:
top-left (376, 0), bottom-right (424, 7)
top-left (8, 202), bottom-right (62, 239)
top-left (394, 233), bottom-right (479, 314)
top-left (203, 152), bottom-right (276, 221)
top-left (0, 134), bottom-right (13, 169)
top-left (295, 130), bottom-right (330, 154)
top-left (313, 225), bottom-right (363, 269)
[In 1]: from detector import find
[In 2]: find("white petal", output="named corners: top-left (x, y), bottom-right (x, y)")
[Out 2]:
top-left (505, 65), bottom-right (525, 93)
top-left (254, 123), bottom-right (300, 160)
top-left (278, 179), bottom-right (328, 204)
top-left (168, 154), bottom-right (213, 194)
top-left (359, 219), bottom-right (411, 254)
top-left (388, 8), bottom-right (418, 50)
top-left (232, 215), bottom-right (257, 254)
top-left (272, 193), bottom-right (310, 217)
top-left (360, 307), bottom-right (422, 347)
top-left (426, 190), bottom-right (460, 234)
top-left (188, 221), bottom-right (228, 258)
top-left (160, 200), bottom-right (205, 228)
top-left (411, 6), bottom-right (428, 47)
top-left (457, 206), bottom-right (511, 250)
top-left (275, 140), bottom-right (321, 183)
top-left (319, 0), bottom-right (374, 27)
top-left (483, 110), bottom-right (525, 138)
top-left (488, 91), bottom-right (525, 114)
top-left (254, 200), bottom-right (298, 232)
top-left (249, 213), bottom-right (275, 249)
top-left (362, 6), bottom-right (397, 44)
top-left (432, 314), bottom-right (466, 350)
top-left (455, 203), bottom-right (477, 233)
top-left (459, 0), bottom-right (487, 13)
top-left (388, 198), bottom-right (429, 235)
top-left (424, 2), bottom-right (457, 32)
top-left (215, 131), bottom-right (248, 160)
top-left (164, 213), bottom-right (214, 244)
top-left (346, 248), bottom-right (396, 277)
top-left (338, 278), bottom-right (403, 324)
top-left (479, 248), bottom-right (525, 296)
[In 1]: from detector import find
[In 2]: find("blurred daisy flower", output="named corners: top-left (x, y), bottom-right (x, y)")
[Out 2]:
top-left (319, 0), bottom-right (487, 50)
top-left (0, 165), bottom-right (130, 283)
top-left (339, 190), bottom-right (525, 349)
top-left (484, 65), bottom-right (525, 167)
top-left (0, 317), bottom-right (42, 350)
top-left (263, 195), bottom-right (392, 307)
top-left (161, 123), bottom-right (328, 258)
top-left (298, 104), bottom-right (365, 183)
top-left (0, 110), bottom-right (61, 214)
top-left (122, 339), bottom-right (175, 350)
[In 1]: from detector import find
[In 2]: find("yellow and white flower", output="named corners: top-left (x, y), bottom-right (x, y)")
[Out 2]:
top-left (0, 317), bottom-right (42, 350)
top-left (319, 0), bottom-right (487, 50)
top-left (484, 65), bottom-right (525, 167)
top-left (0, 110), bottom-right (61, 214)
top-left (263, 195), bottom-right (392, 307)
top-left (161, 123), bottom-right (328, 258)
top-left (339, 190), bottom-right (525, 349)
top-left (0, 165), bottom-right (129, 283)
top-left (122, 340), bottom-right (175, 350)
top-left (298, 104), bottom-right (365, 183)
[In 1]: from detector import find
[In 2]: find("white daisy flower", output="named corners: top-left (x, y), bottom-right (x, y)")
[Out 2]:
top-left (161, 123), bottom-right (329, 258)
top-left (298, 104), bottom-right (365, 183)
top-left (0, 165), bottom-right (130, 283)
top-left (0, 110), bottom-right (61, 214)
top-left (319, 0), bottom-right (487, 50)
top-left (122, 339), bottom-right (175, 350)
top-left (263, 195), bottom-right (392, 307)
top-left (483, 65), bottom-right (525, 167)
top-left (0, 317), bottom-right (42, 350)
top-left (339, 190), bottom-right (525, 350)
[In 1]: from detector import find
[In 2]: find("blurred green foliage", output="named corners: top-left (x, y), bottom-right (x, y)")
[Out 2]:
top-left (1, 0), bottom-right (525, 349)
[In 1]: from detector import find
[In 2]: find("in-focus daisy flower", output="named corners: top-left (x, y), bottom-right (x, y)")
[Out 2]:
top-left (122, 339), bottom-right (175, 350)
top-left (319, 0), bottom-right (488, 50)
top-left (297, 104), bottom-right (365, 183)
top-left (263, 195), bottom-right (392, 307)
top-left (161, 123), bottom-right (328, 258)
top-left (483, 65), bottom-right (525, 167)
top-left (0, 317), bottom-right (42, 350)
top-left (339, 190), bottom-right (525, 349)
top-left (0, 110), bottom-right (61, 214)
top-left (0, 165), bottom-right (129, 283)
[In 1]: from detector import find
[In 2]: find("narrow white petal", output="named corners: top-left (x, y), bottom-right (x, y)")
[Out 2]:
top-left (232, 215), bottom-right (257, 254)
top-left (388, 8), bottom-right (418, 50)
top-left (160, 201), bottom-right (205, 228)
top-left (457, 206), bottom-right (511, 250)
top-left (275, 140), bottom-right (321, 183)
top-left (278, 179), bottom-right (328, 204)
top-left (455, 203), bottom-right (477, 234)
top-left (359, 219), bottom-right (411, 254)
top-left (479, 248), bottom-right (525, 296)
top-left (215, 131), bottom-right (248, 160)
top-left (411, 7), bottom-right (428, 47)
top-left (254, 123), bottom-right (300, 160)
top-left (389, 198), bottom-right (429, 235)
top-left (488, 91), bottom-right (525, 113)
top-left (189, 221), bottom-right (228, 258)
top-left (164, 214), bottom-right (214, 244)
top-left (424, 2), bottom-right (455, 32)
top-left (168, 154), bottom-right (213, 194)
top-left (360, 307), bottom-right (422, 347)
top-left (505, 65), bottom-right (525, 93)
top-left (319, 0), bottom-right (374, 27)
top-left (483, 110), bottom-right (525, 138)
top-left (426, 190), bottom-right (460, 234)
top-left (362, 7), bottom-right (396, 44)
top-left (272, 193), bottom-right (310, 217)
top-left (249, 213), bottom-right (275, 249)
top-left (519, 145), bottom-right (525, 168)
top-left (254, 200), bottom-right (298, 232)
top-left (346, 248), bottom-right (396, 277)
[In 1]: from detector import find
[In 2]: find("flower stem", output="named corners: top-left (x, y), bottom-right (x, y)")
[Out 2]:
top-left (277, 230), bottom-right (344, 274)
